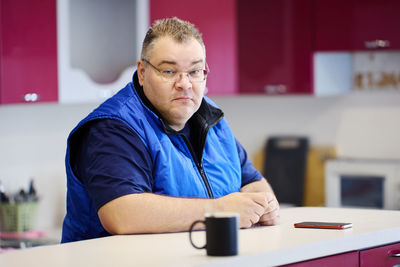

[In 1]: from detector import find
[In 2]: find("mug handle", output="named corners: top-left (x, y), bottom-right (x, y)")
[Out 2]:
top-left (189, 220), bottom-right (206, 249)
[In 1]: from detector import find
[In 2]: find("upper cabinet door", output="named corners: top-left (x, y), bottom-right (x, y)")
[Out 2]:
top-left (314, 0), bottom-right (400, 51)
top-left (0, 0), bottom-right (58, 104)
top-left (237, 0), bottom-right (313, 94)
top-left (150, 0), bottom-right (238, 95)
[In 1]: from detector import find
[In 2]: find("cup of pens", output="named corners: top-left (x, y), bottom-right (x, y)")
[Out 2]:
top-left (0, 179), bottom-right (39, 232)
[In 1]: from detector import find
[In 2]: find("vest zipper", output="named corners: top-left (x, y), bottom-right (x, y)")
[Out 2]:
top-left (181, 136), bottom-right (214, 198)
top-left (181, 114), bottom-right (223, 199)
top-left (164, 108), bottom-right (223, 199)
top-left (194, 115), bottom-right (224, 198)
top-left (159, 116), bottom-right (215, 198)
top-left (197, 162), bottom-right (214, 199)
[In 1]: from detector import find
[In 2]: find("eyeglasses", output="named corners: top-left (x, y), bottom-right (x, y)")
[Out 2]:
top-left (142, 58), bottom-right (209, 83)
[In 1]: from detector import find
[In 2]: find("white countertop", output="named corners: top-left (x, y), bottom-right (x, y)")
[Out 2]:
top-left (1, 207), bottom-right (400, 267)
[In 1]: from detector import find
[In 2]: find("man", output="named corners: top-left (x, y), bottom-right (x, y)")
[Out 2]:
top-left (62, 17), bottom-right (279, 243)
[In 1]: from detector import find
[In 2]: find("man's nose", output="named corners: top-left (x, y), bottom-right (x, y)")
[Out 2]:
top-left (175, 72), bottom-right (192, 88)
top-left (177, 72), bottom-right (191, 81)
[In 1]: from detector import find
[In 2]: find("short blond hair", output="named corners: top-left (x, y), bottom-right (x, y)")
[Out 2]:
top-left (141, 17), bottom-right (205, 59)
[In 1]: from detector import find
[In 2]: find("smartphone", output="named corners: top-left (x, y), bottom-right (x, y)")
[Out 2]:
top-left (294, 221), bottom-right (353, 230)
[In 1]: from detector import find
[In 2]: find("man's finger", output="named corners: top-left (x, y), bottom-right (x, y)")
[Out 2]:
top-left (249, 192), bottom-right (268, 209)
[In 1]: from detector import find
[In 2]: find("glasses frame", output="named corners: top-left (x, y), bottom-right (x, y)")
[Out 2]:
top-left (141, 58), bottom-right (209, 83)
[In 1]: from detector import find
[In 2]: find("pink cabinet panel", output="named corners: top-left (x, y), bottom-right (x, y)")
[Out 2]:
top-left (0, 0), bottom-right (58, 104)
top-left (237, 0), bottom-right (313, 94)
top-left (150, 0), bottom-right (238, 95)
top-left (360, 242), bottom-right (400, 267)
top-left (282, 251), bottom-right (359, 267)
top-left (314, 0), bottom-right (400, 51)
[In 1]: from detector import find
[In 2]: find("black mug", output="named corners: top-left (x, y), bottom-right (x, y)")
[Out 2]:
top-left (189, 212), bottom-right (239, 256)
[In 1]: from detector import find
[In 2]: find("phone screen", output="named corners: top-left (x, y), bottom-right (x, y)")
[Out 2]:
top-left (294, 221), bottom-right (353, 229)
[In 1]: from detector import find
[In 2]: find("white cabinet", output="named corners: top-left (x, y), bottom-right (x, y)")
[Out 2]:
top-left (57, 0), bottom-right (149, 103)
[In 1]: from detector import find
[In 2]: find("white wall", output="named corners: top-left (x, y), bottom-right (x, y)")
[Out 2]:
top-left (0, 103), bottom-right (97, 235)
top-left (212, 91), bottom-right (400, 160)
top-left (1, 91), bottom-right (400, 236)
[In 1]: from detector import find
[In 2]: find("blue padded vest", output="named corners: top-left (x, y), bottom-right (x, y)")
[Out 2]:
top-left (62, 79), bottom-right (241, 242)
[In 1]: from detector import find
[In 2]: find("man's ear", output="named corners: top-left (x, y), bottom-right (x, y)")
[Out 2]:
top-left (137, 60), bottom-right (145, 86)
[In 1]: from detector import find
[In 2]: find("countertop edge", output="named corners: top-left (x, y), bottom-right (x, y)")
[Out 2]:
top-left (198, 226), bottom-right (400, 267)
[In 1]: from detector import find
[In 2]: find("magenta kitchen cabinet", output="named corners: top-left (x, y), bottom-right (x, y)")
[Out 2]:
top-left (314, 0), bottom-right (400, 51)
top-left (150, 0), bottom-right (238, 95)
top-left (360, 242), bottom-right (400, 267)
top-left (237, 0), bottom-right (313, 95)
top-left (0, 0), bottom-right (58, 104)
top-left (282, 251), bottom-right (359, 267)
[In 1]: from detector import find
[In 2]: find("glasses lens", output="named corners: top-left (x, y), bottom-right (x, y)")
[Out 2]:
top-left (188, 70), bottom-right (207, 82)
top-left (161, 70), bottom-right (207, 83)
top-left (143, 58), bottom-right (209, 83)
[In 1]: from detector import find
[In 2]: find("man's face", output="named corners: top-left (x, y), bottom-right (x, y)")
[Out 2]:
top-left (137, 36), bottom-right (206, 131)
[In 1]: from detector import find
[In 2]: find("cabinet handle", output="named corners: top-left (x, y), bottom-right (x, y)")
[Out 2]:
top-left (264, 84), bottom-right (287, 94)
top-left (389, 250), bottom-right (400, 257)
top-left (24, 93), bottom-right (39, 102)
top-left (364, 40), bottom-right (390, 49)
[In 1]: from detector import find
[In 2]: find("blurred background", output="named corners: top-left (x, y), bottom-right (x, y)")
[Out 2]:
top-left (1, 0), bottom-right (400, 245)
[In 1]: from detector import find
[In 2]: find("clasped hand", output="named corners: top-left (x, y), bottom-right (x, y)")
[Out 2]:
top-left (218, 191), bottom-right (280, 228)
